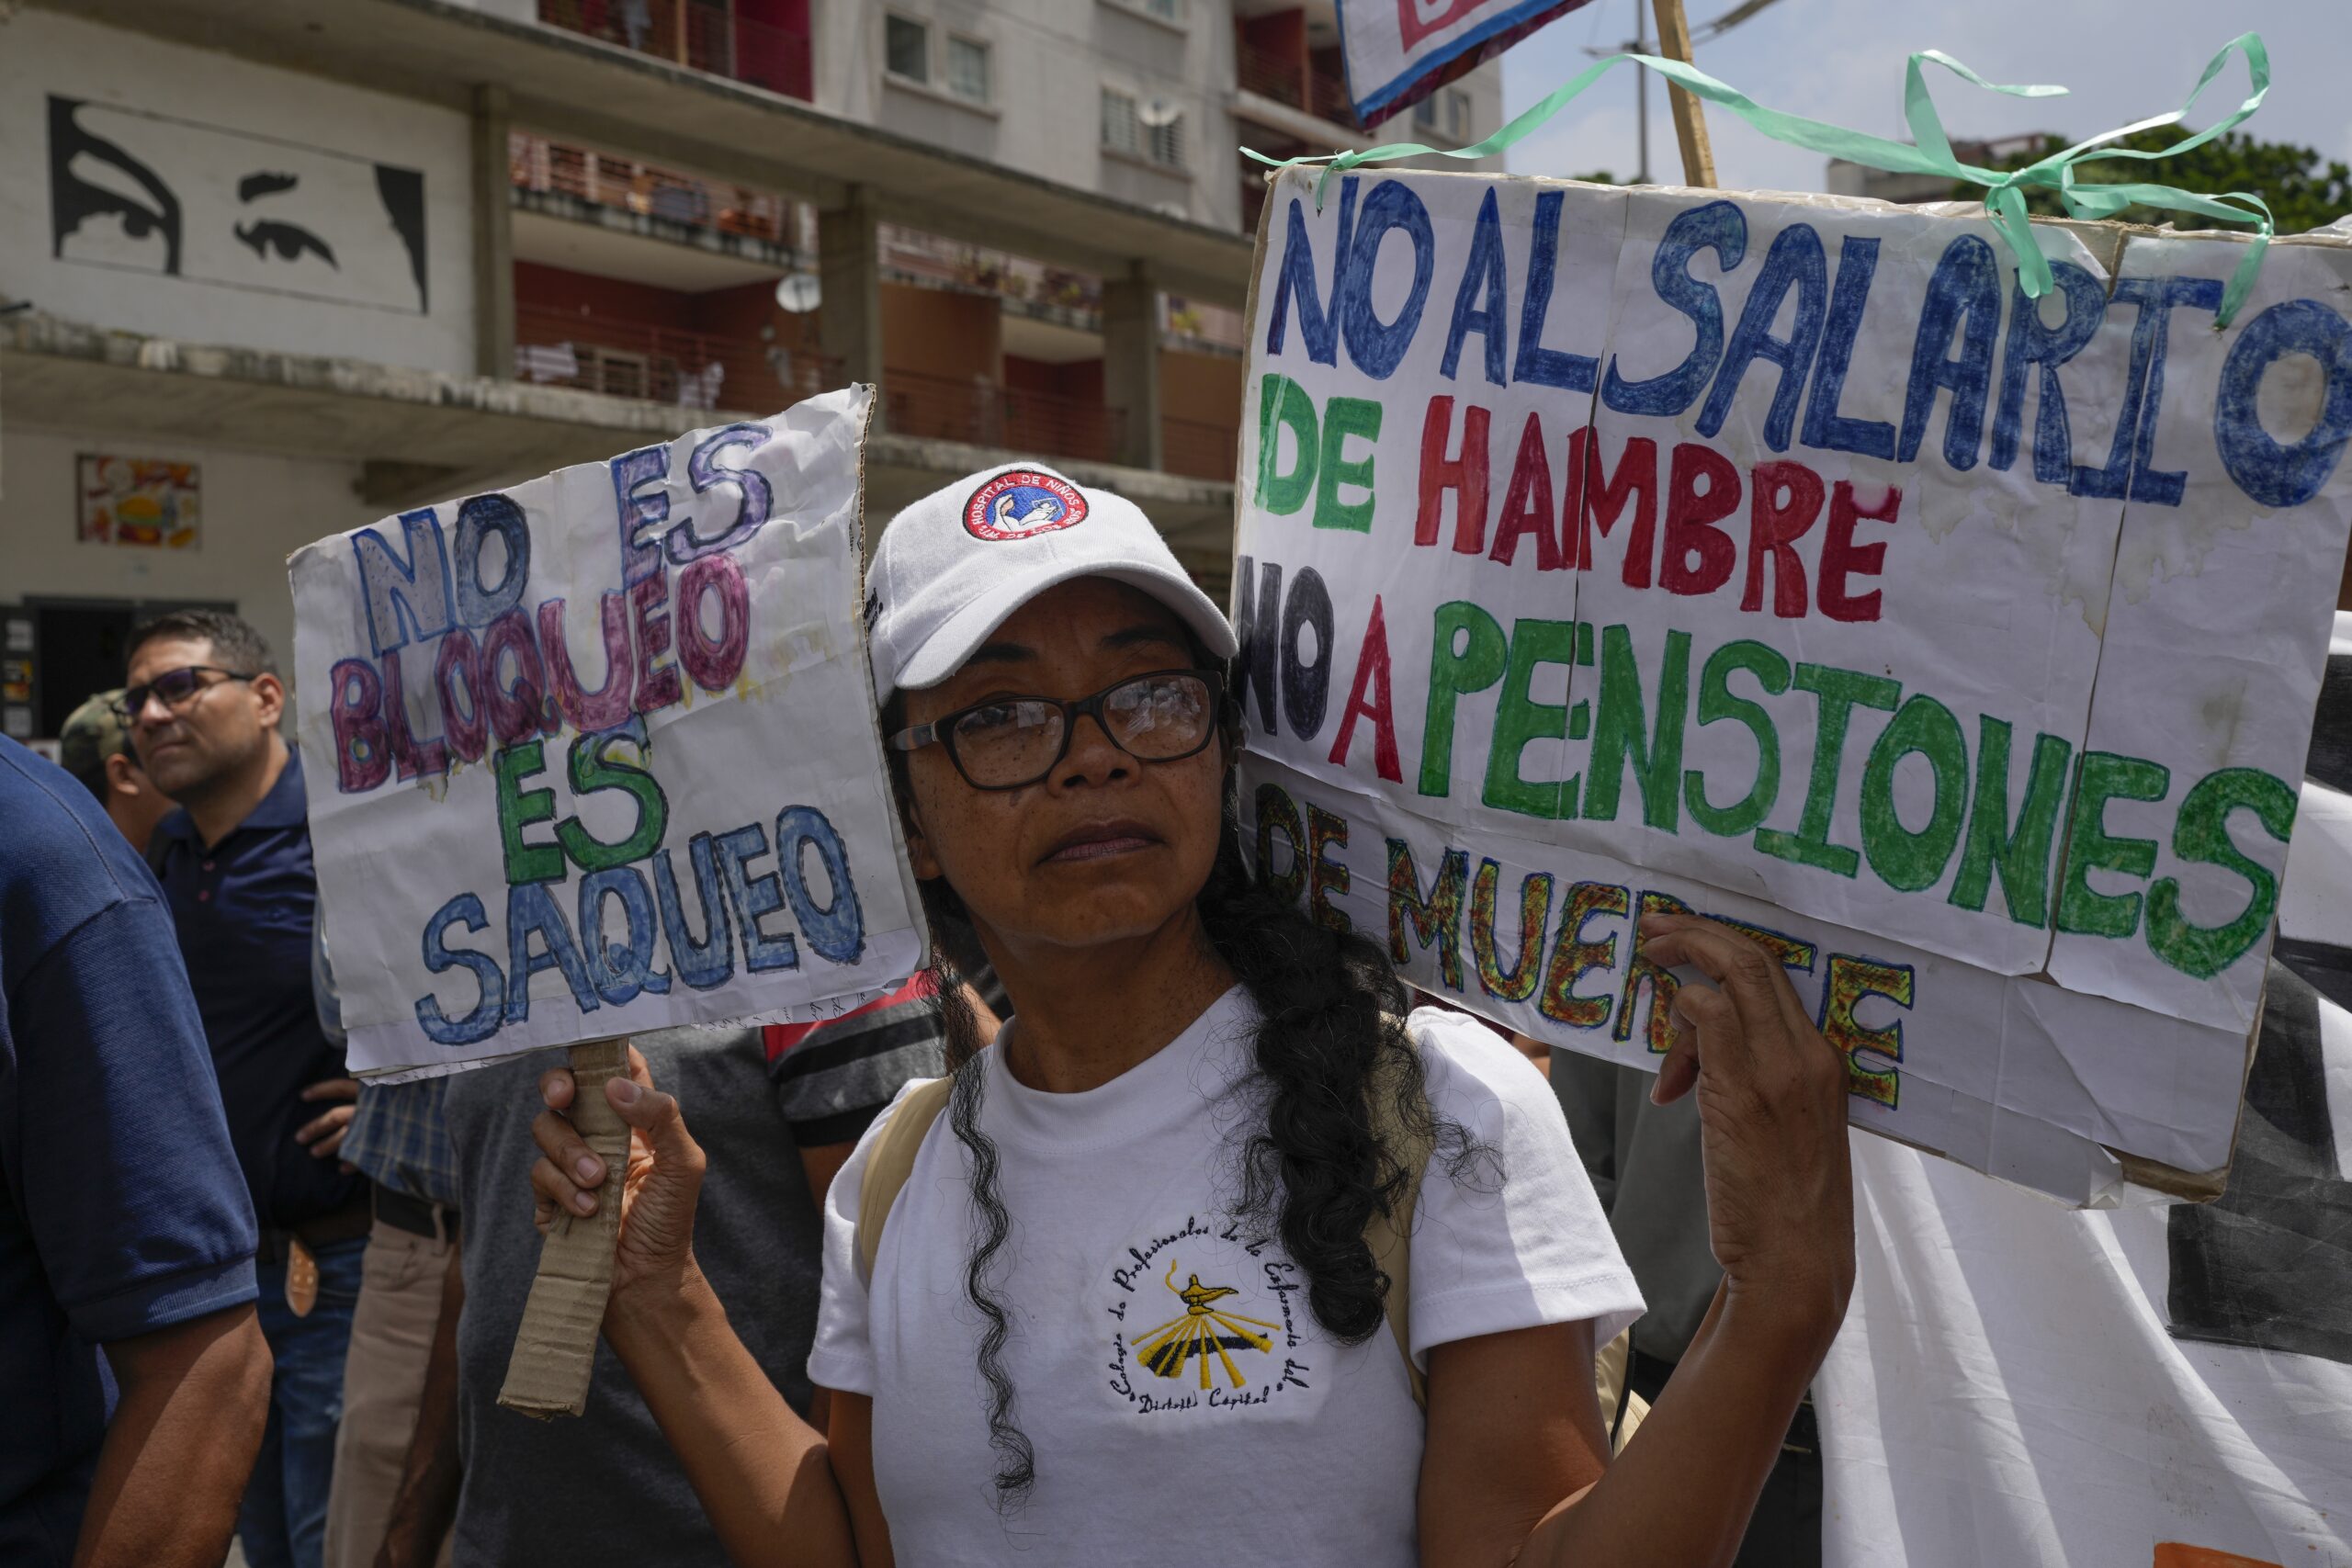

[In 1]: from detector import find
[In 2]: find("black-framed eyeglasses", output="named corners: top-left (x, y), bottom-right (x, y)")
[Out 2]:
top-left (888, 669), bottom-right (1226, 791)
top-left (115, 666), bottom-right (256, 720)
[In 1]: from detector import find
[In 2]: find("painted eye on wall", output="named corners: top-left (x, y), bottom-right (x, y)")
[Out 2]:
top-left (232, 219), bottom-right (338, 267)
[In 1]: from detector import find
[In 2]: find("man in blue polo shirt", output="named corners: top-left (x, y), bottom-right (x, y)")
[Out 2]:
top-left (125, 609), bottom-right (366, 1568)
top-left (0, 733), bottom-right (272, 1566)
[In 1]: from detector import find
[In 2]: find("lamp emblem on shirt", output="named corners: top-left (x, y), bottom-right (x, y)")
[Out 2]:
top-left (1134, 1259), bottom-right (1280, 1390)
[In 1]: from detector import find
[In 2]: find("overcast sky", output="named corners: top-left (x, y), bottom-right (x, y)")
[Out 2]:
top-left (1498, 0), bottom-right (2349, 206)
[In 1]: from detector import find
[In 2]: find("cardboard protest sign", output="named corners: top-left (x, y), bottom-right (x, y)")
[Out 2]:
top-left (1337, 0), bottom-right (1594, 127)
top-left (1234, 166), bottom-right (2352, 1201)
top-left (290, 386), bottom-right (924, 1077)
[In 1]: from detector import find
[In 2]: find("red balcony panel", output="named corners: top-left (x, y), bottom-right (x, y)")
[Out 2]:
top-left (1162, 417), bottom-right (1238, 481)
top-left (539, 0), bottom-right (812, 104)
top-left (882, 370), bottom-right (1123, 466)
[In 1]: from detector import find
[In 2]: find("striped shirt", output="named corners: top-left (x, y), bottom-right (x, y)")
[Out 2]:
top-left (764, 974), bottom-right (955, 1147)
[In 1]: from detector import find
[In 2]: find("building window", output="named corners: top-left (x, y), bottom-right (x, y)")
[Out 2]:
top-left (944, 35), bottom-right (991, 105)
top-left (1102, 88), bottom-right (1185, 170)
top-left (1413, 95), bottom-right (1438, 131)
top-left (1446, 88), bottom-right (1473, 141)
top-left (885, 15), bottom-right (929, 85)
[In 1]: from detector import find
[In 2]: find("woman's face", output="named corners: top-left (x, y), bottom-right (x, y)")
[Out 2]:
top-left (899, 577), bottom-right (1227, 964)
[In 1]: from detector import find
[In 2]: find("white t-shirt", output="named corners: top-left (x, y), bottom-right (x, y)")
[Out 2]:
top-left (808, 988), bottom-right (1643, 1567)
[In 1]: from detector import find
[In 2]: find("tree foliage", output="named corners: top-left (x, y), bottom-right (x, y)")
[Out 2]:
top-left (1961, 129), bottom-right (2352, 235)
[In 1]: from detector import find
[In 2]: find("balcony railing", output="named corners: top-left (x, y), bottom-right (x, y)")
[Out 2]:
top-left (511, 133), bottom-right (795, 246)
top-left (1162, 417), bottom-right (1238, 481)
top-left (515, 303), bottom-right (840, 412)
top-left (883, 370), bottom-right (1124, 466)
top-left (1236, 39), bottom-right (1359, 130)
top-left (538, 0), bottom-right (813, 102)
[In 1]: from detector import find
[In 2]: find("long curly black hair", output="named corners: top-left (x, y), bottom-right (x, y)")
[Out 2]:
top-left (881, 669), bottom-right (1491, 1511)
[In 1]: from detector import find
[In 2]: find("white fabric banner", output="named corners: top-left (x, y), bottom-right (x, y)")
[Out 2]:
top-left (289, 386), bottom-right (925, 1077)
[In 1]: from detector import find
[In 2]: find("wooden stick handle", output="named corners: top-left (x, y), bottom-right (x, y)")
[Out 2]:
top-left (1650, 0), bottom-right (1719, 188)
top-left (497, 1037), bottom-right (632, 1419)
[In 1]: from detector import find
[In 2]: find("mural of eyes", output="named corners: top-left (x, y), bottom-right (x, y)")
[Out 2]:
top-left (233, 219), bottom-right (339, 268)
top-left (50, 98), bottom-right (184, 273)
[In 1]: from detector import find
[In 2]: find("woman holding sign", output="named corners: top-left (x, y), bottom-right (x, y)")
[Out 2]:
top-left (525, 465), bottom-right (1854, 1568)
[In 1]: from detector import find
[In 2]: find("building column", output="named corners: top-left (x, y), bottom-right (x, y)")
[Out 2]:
top-left (818, 186), bottom-right (886, 394)
top-left (471, 84), bottom-right (515, 379)
top-left (1102, 262), bottom-right (1162, 473)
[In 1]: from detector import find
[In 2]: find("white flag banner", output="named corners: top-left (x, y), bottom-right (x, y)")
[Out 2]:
top-left (1818, 617), bottom-right (2352, 1567)
top-left (1234, 167), bottom-right (2352, 1201)
top-left (1336, 0), bottom-right (1596, 127)
top-left (289, 386), bottom-right (926, 1077)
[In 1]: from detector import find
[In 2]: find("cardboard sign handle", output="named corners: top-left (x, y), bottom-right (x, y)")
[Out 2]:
top-left (496, 1037), bottom-right (633, 1419)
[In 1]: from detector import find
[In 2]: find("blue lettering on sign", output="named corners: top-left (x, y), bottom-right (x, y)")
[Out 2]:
top-left (651, 835), bottom-right (737, 991)
top-left (1513, 189), bottom-right (1598, 393)
top-left (776, 806), bottom-right (865, 964)
top-left (503, 880), bottom-right (600, 1023)
top-left (2215, 297), bottom-right (2352, 508)
top-left (1799, 236), bottom-right (1895, 460)
top-left (1602, 200), bottom-right (1747, 418)
top-left (714, 823), bottom-right (800, 974)
top-left (1265, 179), bottom-right (1359, 367)
top-left (353, 507), bottom-right (456, 659)
top-left (1442, 186), bottom-right (1510, 387)
top-left (579, 864), bottom-right (671, 1006)
top-left (1988, 262), bottom-right (2107, 484)
top-left (610, 445), bottom-right (671, 587)
top-left (2121, 275), bottom-right (2224, 506)
top-left (1338, 180), bottom-right (1436, 380)
top-left (1897, 234), bottom-right (2001, 470)
top-left (416, 892), bottom-right (504, 1045)
top-left (672, 423), bottom-right (775, 562)
top-left (452, 492), bottom-right (532, 628)
top-left (1699, 222), bottom-right (1828, 452)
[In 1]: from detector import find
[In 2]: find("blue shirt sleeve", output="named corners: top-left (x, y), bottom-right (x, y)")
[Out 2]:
top-left (13, 897), bottom-right (260, 1342)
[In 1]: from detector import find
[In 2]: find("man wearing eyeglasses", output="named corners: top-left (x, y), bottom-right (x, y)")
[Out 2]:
top-left (124, 609), bottom-right (366, 1568)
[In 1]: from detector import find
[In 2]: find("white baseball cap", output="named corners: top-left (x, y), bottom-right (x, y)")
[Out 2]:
top-left (865, 464), bottom-right (1237, 704)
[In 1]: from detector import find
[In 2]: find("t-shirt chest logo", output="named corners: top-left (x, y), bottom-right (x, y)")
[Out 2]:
top-left (1104, 1215), bottom-right (1314, 1416)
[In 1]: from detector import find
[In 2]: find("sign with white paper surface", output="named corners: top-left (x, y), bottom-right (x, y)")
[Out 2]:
top-left (1234, 167), bottom-right (2352, 1201)
top-left (290, 386), bottom-right (925, 1077)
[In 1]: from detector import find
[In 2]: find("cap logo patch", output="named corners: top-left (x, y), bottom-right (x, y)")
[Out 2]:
top-left (964, 471), bottom-right (1087, 541)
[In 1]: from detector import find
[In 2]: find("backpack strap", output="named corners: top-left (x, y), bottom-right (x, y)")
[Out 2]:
top-left (1363, 1030), bottom-right (1435, 1411)
top-left (854, 1077), bottom-right (955, 1285)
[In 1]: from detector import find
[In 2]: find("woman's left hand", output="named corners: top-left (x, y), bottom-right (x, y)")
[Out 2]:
top-left (1635, 910), bottom-right (1854, 1349)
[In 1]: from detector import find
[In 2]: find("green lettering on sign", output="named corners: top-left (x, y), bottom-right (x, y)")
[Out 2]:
top-left (2144, 766), bottom-right (2296, 979)
top-left (1753, 663), bottom-right (1898, 877)
top-left (1859, 694), bottom-right (1968, 892)
top-left (1949, 717), bottom-right (2072, 927)
top-left (494, 740), bottom-right (564, 886)
top-left (1483, 617), bottom-right (1578, 819)
top-left (1419, 601), bottom-right (1508, 798)
top-left (1684, 638), bottom-right (1790, 839)
top-left (2054, 750), bottom-right (2170, 938)
top-left (1313, 397), bottom-right (1383, 532)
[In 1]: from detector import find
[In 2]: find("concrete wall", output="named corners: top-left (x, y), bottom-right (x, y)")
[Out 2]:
top-left (0, 9), bottom-right (476, 376)
top-left (811, 0), bottom-right (1241, 231)
top-left (0, 423), bottom-right (378, 711)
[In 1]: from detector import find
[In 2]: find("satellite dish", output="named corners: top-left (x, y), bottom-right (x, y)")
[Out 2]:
top-left (774, 272), bottom-right (821, 313)
top-left (1138, 97), bottom-right (1182, 128)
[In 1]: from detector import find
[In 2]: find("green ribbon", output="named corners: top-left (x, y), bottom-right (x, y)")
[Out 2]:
top-left (1245, 35), bottom-right (2275, 324)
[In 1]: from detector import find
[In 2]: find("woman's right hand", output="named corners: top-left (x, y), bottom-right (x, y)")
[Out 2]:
top-left (529, 1045), bottom-right (709, 1302)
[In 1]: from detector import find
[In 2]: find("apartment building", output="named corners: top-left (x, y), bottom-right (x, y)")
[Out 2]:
top-left (0, 0), bottom-right (1495, 743)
